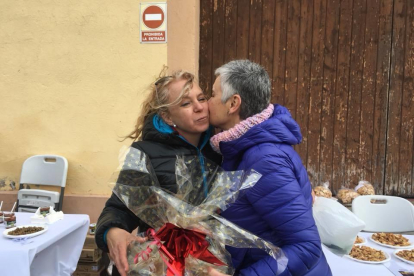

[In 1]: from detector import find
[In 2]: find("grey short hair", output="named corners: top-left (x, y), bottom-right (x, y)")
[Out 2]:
top-left (215, 60), bottom-right (271, 119)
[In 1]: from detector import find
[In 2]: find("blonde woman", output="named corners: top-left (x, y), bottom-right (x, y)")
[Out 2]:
top-left (95, 71), bottom-right (221, 276)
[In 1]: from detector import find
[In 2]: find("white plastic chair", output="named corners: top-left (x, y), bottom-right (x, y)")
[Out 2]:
top-left (17, 155), bottom-right (68, 211)
top-left (352, 195), bottom-right (414, 232)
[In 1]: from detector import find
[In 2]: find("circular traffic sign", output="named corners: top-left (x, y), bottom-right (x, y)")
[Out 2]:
top-left (143, 5), bottom-right (165, 29)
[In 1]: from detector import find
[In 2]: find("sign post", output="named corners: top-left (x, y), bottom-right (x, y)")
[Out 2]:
top-left (140, 3), bottom-right (167, 43)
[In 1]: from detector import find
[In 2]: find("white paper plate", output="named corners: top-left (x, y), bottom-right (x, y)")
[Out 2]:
top-left (369, 235), bottom-right (414, 249)
top-left (345, 249), bottom-right (391, 264)
top-left (394, 249), bottom-right (414, 265)
top-left (3, 224), bottom-right (48, 239)
top-left (354, 236), bottom-right (366, 245)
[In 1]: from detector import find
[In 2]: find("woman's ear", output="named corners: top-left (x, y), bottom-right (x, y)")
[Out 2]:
top-left (228, 94), bottom-right (241, 115)
top-left (160, 111), bottom-right (173, 126)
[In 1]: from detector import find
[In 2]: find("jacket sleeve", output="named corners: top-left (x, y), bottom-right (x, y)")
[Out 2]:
top-left (95, 144), bottom-right (155, 252)
top-left (239, 150), bottom-right (322, 276)
top-left (95, 192), bottom-right (148, 252)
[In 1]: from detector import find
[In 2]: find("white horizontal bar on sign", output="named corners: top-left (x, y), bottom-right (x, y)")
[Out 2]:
top-left (145, 14), bottom-right (162, 21)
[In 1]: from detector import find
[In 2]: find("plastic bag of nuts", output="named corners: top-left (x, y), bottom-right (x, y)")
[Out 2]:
top-left (313, 182), bottom-right (332, 198)
top-left (354, 180), bottom-right (375, 195)
top-left (337, 187), bottom-right (360, 204)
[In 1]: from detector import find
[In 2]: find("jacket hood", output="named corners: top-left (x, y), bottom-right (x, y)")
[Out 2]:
top-left (220, 104), bottom-right (302, 159)
top-left (141, 114), bottom-right (177, 144)
top-left (141, 114), bottom-right (212, 149)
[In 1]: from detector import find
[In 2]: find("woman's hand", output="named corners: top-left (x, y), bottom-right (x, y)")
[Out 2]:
top-left (207, 267), bottom-right (231, 276)
top-left (106, 227), bottom-right (147, 276)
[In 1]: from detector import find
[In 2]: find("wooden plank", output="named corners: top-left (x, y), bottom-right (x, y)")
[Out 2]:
top-left (372, 0), bottom-right (393, 195)
top-left (320, 0), bottom-right (340, 187)
top-left (345, 0), bottom-right (367, 188)
top-left (359, 0), bottom-right (380, 185)
top-left (306, 0), bottom-right (326, 186)
top-left (295, 0), bottom-right (314, 169)
top-left (284, 0), bottom-right (300, 119)
top-left (271, 0), bottom-right (287, 105)
top-left (199, 0), bottom-right (214, 95)
top-left (236, 0), bottom-right (250, 59)
top-left (211, 0), bottom-right (226, 82)
top-left (332, 0), bottom-right (353, 193)
top-left (384, 0), bottom-right (406, 195)
top-left (224, 0), bottom-right (238, 62)
top-left (260, 0), bottom-right (276, 79)
top-left (248, 0), bottom-right (262, 63)
top-left (399, 0), bottom-right (414, 196)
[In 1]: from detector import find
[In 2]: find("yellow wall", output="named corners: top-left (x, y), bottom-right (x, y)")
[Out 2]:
top-left (167, 1), bottom-right (199, 75)
top-left (0, 0), bottom-right (176, 195)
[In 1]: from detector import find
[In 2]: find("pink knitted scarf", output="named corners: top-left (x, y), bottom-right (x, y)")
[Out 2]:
top-left (210, 104), bottom-right (274, 154)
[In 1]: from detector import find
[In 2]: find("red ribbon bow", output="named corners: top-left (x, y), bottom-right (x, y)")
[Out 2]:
top-left (134, 223), bottom-right (226, 276)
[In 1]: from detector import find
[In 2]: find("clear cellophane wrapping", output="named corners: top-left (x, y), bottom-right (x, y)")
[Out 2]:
top-left (110, 147), bottom-right (288, 276)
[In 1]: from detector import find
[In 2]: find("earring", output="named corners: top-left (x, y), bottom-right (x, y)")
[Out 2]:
top-left (173, 123), bottom-right (177, 128)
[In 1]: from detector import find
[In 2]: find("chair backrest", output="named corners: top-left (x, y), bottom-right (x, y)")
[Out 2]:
top-left (19, 155), bottom-right (68, 188)
top-left (352, 195), bottom-right (414, 232)
top-left (18, 155), bottom-right (68, 211)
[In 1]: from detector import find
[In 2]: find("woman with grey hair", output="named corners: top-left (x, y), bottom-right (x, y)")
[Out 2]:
top-left (207, 60), bottom-right (332, 276)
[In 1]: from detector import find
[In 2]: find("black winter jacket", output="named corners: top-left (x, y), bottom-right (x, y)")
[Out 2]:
top-left (95, 114), bottom-right (221, 252)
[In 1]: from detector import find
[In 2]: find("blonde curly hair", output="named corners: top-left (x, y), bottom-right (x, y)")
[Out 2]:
top-left (124, 70), bottom-right (196, 141)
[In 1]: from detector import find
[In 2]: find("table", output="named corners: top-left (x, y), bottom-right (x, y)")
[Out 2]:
top-left (323, 232), bottom-right (414, 276)
top-left (0, 212), bottom-right (90, 276)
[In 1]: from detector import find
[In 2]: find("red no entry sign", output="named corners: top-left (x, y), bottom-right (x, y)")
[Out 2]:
top-left (143, 5), bottom-right (165, 29)
top-left (140, 3), bottom-right (167, 43)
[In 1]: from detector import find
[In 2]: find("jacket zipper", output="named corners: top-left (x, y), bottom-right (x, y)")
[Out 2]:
top-left (177, 135), bottom-right (209, 197)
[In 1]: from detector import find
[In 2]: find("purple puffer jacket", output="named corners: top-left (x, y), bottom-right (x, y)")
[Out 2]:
top-left (219, 104), bottom-right (332, 276)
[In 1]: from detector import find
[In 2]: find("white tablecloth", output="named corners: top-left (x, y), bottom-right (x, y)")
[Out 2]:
top-left (0, 212), bottom-right (90, 276)
top-left (323, 232), bottom-right (414, 276)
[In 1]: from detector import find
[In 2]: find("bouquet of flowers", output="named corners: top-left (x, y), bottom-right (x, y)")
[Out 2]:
top-left (110, 147), bottom-right (288, 276)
